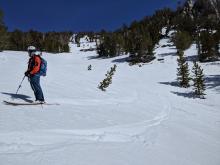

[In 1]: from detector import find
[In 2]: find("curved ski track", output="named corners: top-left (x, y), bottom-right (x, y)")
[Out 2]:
top-left (0, 93), bottom-right (171, 155)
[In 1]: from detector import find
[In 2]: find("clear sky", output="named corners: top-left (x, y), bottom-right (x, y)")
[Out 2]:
top-left (0, 0), bottom-right (183, 32)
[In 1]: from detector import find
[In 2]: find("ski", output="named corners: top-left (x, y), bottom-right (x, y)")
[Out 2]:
top-left (3, 100), bottom-right (59, 106)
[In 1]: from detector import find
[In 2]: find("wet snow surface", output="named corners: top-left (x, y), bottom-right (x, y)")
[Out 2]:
top-left (0, 38), bottom-right (220, 165)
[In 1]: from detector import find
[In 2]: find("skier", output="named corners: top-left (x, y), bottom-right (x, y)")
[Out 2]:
top-left (25, 46), bottom-right (45, 103)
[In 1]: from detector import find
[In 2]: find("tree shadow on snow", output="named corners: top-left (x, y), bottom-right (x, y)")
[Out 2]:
top-left (159, 81), bottom-right (179, 87)
top-left (87, 55), bottom-right (100, 60)
top-left (87, 55), bottom-right (130, 64)
top-left (87, 55), bottom-right (109, 60)
top-left (1, 92), bottom-right (33, 103)
top-left (171, 91), bottom-right (195, 98)
top-left (204, 62), bottom-right (220, 66)
top-left (157, 52), bottom-right (176, 57)
top-left (186, 55), bottom-right (198, 62)
top-left (205, 75), bottom-right (220, 93)
top-left (160, 81), bottom-right (196, 98)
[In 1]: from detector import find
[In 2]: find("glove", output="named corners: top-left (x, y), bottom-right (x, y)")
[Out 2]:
top-left (25, 71), bottom-right (30, 77)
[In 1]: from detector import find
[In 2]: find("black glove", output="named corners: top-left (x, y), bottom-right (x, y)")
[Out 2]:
top-left (25, 71), bottom-right (30, 77)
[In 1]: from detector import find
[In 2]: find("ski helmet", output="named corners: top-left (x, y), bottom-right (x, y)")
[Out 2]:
top-left (31, 51), bottom-right (42, 56)
top-left (27, 46), bottom-right (36, 52)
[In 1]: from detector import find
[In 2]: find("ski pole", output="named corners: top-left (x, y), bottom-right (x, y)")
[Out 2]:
top-left (16, 75), bottom-right (26, 95)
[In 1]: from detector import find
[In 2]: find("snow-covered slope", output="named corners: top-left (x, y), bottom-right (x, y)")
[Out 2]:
top-left (0, 39), bottom-right (220, 165)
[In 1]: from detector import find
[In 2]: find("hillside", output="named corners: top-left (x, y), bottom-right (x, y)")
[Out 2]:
top-left (0, 38), bottom-right (220, 165)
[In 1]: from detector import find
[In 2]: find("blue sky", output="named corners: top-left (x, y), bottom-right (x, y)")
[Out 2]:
top-left (0, 0), bottom-right (183, 32)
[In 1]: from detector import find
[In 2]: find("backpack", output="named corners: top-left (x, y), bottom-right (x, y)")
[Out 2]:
top-left (39, 57), bottom-right (47, 76)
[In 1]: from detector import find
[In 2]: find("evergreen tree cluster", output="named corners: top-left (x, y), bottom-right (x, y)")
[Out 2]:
top-left (172, 0), bottom-right (220, 62)
top-left (171, 0), bottom-right (219, 97)
top-left (198, 29), bottom-right (220, 61)
top-left (172, 31), bottom-right (193, 51)
top-left (5, 30), bottom-right (72, 53)
top-left (177, 52), bottom-right (206, 98)
top-left (0, 8), bottom-right (72, 53)
top-left (174, 25), bottom-right (206, 98)
top-left (97, 8), bottom-right (174, 64)
top-left (98, 64), bottom-right (117, 91)
top-left (96, 0), bottom-right (220, 63)
top-left (97, 32), bottom-right (121, 58)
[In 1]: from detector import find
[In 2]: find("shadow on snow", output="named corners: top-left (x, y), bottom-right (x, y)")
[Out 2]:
top-left (1, 92), bottom-right (33, 103)
top-left (205, 75), bottom-right (220, 93)
top-left (171, 91), bottom-right (196, 99)
top-left (159, 81), bottom-right (179, 87)
top-left (87, 54), bottom-right (130, 64)
top-left (186, 55), bottom-right (198, 62)
top-left (157, 52), bottom-right (176, 57)
top-left (159, 74), bottom-right (220, 98)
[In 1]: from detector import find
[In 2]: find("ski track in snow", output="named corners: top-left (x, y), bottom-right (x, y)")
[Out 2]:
top-left (0, 93), bottom-right (171, 155)
top-left (53, 95), bottom-right (138, 106)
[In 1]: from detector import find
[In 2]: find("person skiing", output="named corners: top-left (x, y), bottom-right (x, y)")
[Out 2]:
top-left (25, 46), bottom-right (45, 103)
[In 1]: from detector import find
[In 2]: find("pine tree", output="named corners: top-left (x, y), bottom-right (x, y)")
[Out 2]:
top-left (199, 30), bottom-right (217, 62)
top-left (173, 30), bottom-right (192, 88)
top-left (172, 31), bottom-right (192, 51)
top-left (97, 33), bottom-right (119, 58)
top-left (98, 65), bottom-right (117, 91)
top-left (192, 61), bottom-right (206, 98)
top-left (177, 50), bottom-right (190, 88)
top-left (128, 29), bottom-right (155, 65)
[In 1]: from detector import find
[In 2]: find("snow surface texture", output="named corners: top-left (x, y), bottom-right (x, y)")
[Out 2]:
top-left (0, 37), bottom-right (220, 165)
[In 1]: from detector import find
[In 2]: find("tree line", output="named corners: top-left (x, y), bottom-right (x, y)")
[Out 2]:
top-left (0, 10), bottom-right (72, 53)
top-left (96, 0), bottom-right (219, 64)
top-left (97, 8), bottom-right (174, 64)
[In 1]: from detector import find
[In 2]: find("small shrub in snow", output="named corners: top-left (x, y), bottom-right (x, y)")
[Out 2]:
top-left (88, 65), bottom-right (92, 71)
top-left (98, 65), bottom-right (117, 91)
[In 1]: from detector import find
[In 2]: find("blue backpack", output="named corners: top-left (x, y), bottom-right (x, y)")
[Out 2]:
top-left (39, 57), bottom-right (47, 76)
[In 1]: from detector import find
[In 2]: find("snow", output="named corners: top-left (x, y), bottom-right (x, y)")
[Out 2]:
top-left (161, 27), bottom-right (167, 36)
top-left (0, 38), bottom-right (220, 165)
